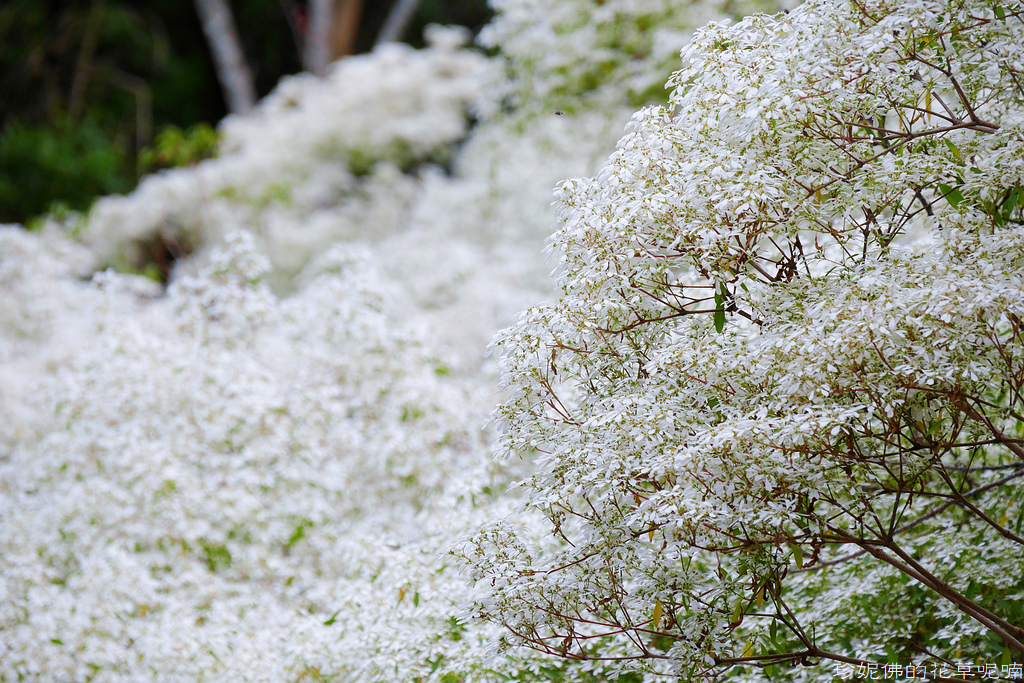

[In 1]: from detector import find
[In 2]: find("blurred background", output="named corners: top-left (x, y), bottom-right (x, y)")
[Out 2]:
top-left (0, 0), bottom-right (491, 227)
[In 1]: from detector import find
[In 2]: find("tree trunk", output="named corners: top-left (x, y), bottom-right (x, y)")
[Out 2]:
top-left (303, 0), bottom-right (364, 76)
top-left (376, 0), bottom-right (419, 45)
top-left (330, 0), bottom-right (364, 60)
top-left (193, 0), bottom-right (256, 115)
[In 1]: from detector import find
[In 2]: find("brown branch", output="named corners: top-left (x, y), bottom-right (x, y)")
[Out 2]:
top-left (831, 529), bottom-right (1024, 655)
top-left (955, 398), bottom-right (1024, 463)
top-left (800, 468), bottom-right (1024, 572)
top-left (934, 464), bottom-right (1024, 545)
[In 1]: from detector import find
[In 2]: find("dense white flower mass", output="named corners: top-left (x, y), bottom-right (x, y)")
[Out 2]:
top-left (1, 227), bottom-right (502, 680)
top-left (4, 0), bottom-right (1020, 680)
top-left (79, 28), bottom-right (489, 287)
top-left (478, 0), bottom-right (787, 117)
top-left (4, 1), bottom-right (771, 680)
top-left (472, 0), bottom-right (1024, 679)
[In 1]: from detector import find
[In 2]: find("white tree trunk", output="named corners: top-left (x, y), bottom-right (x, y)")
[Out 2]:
top-left (193, 0), bottom-right (257, 115)
top-left (376, 0), bottom-right (419, 45)
top-left (304, 0), bottom-right (334, 76)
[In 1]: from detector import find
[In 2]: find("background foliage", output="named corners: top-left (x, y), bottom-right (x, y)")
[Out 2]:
top-left (0, 0), bottom-right (490, 225)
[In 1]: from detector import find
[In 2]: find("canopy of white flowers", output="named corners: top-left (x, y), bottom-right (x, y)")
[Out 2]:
top-left (2, 0), bottom-right (1021, 681)
top-left (469, 0), bottom-right (1024, 679)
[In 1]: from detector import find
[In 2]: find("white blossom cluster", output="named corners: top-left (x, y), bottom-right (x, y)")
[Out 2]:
top-left (478, 0), bottom-right (786, 117)
top-left (2, 0), bottom-right (781, 681)
top-left (5, 0), bottom-right (1018, 679)
top-left (1, 227), bottom-right (508, 680)
top-left (472, 0), bottom-right (1024, 678)
top-left (79, 27), bottom-right (490, 288)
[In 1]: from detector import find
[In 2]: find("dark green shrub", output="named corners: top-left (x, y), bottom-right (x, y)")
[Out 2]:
top-left (0, 121), bottom-right (131, 225)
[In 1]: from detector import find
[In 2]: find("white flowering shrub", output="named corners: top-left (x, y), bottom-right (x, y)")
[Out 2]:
top-left (478, 0), bottom-right (784, 117)
top-left (468, 0), bottom-right (1024, 679)
top-left (79, 28), bottom-right (490, 285)
top-left (68, 23), bottom-right (640, 365)
top-left (0, 229), bottom-right (515, 680)
top-left (4, 2), bottom-right (753, 677)
top-left (12, 0), bottom-right (1019, 680)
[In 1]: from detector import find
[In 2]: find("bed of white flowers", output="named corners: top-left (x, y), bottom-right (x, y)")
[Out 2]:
top-left (467, 0), bottom-right (1024, 679)
top-left (2, 0), bottom-right (1022, 681)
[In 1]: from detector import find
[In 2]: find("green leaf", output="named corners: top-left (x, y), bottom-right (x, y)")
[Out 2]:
top-left (999, 187), bottom-right (1019, 227)
top-left (286, 519), bottom-right (313, 549)
top-left (943, 139), bottom-right (961, 161)
top-left (790, 542), bottom-right (804, 569)
top-left (938, 183), bottom-right (963, 208)
top-left (731, 596), bottom-right (744, 624)
top-left (714, 283), bottom-right (727, 333)
top-left (199, 540), bottom-right (232, 573)
top-left (323, 608), bottom-right (342, 626)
